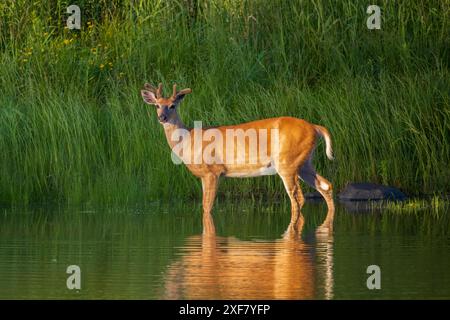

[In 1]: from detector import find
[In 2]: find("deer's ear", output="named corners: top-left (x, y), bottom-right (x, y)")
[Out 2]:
top-left (173, 88), bottom-right (192, 106)
top-left (141, 90), bottom-right (157, 105)
top-left (173, 95), bottom-right (186, 106)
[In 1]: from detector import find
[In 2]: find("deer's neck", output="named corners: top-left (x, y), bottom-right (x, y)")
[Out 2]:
top-left (162, 116), bottom-right (189, 150)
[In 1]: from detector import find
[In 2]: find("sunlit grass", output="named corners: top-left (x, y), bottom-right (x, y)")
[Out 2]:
top-left (0, 0), bottom-right (449, 205)
top-left (367, 196), bottom-right (449, 215)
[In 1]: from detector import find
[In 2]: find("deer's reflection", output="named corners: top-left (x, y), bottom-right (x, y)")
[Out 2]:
top-left (163, 213), bottom-right (334, 300)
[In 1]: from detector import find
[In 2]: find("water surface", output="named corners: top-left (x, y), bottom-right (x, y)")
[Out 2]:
top-left (0, 201), bottom-right (449, 299)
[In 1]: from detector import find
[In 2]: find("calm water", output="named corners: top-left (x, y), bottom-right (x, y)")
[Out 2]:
top-left (0, 201), bottom-right (449, 299)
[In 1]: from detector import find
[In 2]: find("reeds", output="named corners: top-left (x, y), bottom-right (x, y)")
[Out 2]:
top-left (0, 0), bottom-right (448, 205)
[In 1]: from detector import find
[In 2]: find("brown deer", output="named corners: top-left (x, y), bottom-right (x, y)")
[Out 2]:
top-left (141, 83), bottom-right (335, 230)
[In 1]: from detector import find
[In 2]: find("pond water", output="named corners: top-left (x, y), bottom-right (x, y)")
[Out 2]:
top-left (0, 200), bottom-right (449, 299)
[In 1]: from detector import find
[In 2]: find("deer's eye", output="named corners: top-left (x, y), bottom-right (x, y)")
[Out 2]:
top-left (169, 104), bottom-right (176, 109)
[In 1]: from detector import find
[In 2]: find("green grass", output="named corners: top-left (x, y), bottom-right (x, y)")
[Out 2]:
top-left (379, 195), bottom-right (450, 215)
top-left (0, 0), bottom-right (449, 205)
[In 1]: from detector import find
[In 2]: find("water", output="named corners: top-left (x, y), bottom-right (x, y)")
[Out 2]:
top-left (0, 201), bottom-right (449, 299)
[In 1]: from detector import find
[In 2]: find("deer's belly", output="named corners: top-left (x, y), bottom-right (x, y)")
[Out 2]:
top-left (224, 164), bottom-right (277, 178)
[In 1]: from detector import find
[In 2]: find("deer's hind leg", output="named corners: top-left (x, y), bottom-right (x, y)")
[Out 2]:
top-left (299, 157), bottom-right (335, 229)
top-left (295, 178), bottom-right (305, 210)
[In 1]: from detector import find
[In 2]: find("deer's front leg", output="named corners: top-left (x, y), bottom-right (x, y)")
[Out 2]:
top-left (201, 174), bottom-right (219, 216)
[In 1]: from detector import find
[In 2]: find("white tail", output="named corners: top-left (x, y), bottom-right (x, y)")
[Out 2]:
top-left (314, 125), bottom-right (334, 160)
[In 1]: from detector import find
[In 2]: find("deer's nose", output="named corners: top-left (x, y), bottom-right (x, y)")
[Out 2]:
top-left (159, 115), bottom-right (167, 122)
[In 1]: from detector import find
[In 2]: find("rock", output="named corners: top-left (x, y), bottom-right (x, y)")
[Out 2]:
top-left (340, 200), bottom-right (380, 212)
top-left (304, 191), bottom-right (322, 199)
top-left (338, 183), bottom-right (406, 201)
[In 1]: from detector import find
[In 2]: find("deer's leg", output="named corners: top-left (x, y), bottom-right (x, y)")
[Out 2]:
top-left (295, 179), bottom-right (305, 210)
top-left (202, 209), bottom-right (216, 237)
top-left (201, 174), bottom-right (219, 217)
top-left (299, 159), bottom-right (335, 228)
top-left (280, 174), bottom-right (304, 229)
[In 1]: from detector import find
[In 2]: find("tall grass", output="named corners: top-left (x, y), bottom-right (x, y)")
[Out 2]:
top-left (0, 0), bottom-right (449, 205)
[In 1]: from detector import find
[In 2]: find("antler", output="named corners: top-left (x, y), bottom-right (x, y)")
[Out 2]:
top-left (143, 83), bottom-right (163, 98)
top-left (156, 83), bottom-right (163, 98)
top-left (172, 83), bottom-right (192, 99)
top-left (172, 84), bottom-right (178, 99)
top-left (145, 82), bottom-right (191, 99)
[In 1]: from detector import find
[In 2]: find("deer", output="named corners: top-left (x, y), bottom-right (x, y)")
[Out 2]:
top-left (141, 83), bottom-right (335, 231)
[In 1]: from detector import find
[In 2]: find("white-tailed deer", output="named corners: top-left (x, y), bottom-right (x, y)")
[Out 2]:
top-left (141, 83), bottom-right (335, 230)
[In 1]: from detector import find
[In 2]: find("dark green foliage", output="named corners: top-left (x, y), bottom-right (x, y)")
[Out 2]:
top-left (0, 0), bottom-right (449, 205)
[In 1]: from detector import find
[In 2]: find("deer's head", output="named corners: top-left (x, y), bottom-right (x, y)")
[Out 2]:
top-left (141, 83), bottom-right (192, 125)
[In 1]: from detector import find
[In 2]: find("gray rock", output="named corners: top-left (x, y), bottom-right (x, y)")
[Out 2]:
top-left (338, 183), bottom-right (407, 201)
top-left (304, 191), bottom-right (322, 199)
top-left (340, 200), bottom-right (381, 212)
